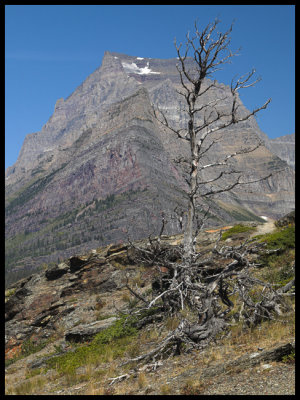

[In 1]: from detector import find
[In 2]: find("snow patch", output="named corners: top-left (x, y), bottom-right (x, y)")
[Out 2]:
top-left (260, 216), bottom-right (268, 221)
top-left (136, 57), bottom-right (144, 60)
top-left (121, 61), bottom-right (160, 75)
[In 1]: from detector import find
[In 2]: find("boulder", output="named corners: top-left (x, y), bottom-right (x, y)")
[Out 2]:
top-left (5, 297), bottom-right (22, 322)
top-left (5, 286), bottom-right (31, 322)
top-left (45, 263), bottom-right (69, 280)
top-left (65, 317), bottom-right (117, 343)
top-left (69, 256), bottom-right (89, 272)
top-left (275, 210), bottom-right (295, 228)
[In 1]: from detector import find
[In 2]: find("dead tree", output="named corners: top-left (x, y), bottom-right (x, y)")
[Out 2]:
top-left (154, 19), bottom-right (271, 261)
top-left (122, 19), bottom-right (291, 365)
top-left (125, 230), bottom-right (292, 364)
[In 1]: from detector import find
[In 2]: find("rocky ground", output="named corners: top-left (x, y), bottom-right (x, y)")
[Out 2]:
top-left (5, 216), bottom-right (295, 395)
top-left (5, 339), bottom-right (295, 395)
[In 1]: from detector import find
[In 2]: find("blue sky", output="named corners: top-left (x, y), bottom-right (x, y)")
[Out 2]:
top-left (5, 5), bottom-right (295, 169)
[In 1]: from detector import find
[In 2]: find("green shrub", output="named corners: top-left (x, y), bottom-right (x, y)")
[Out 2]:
top-left (45, 315), bottom-right (138, 374)
top-left (282, 350), bottom-right (295, 364)
top-left (259, 251), bottom-right (294, 287)
top-left (255, 225), bottom-right (295, 250)
top-left (21, 338), bottom-right (49, 357)
top-left (221, 224), bottom-right (256, 241)
top-left (255, 225), bottom-right (295, 287)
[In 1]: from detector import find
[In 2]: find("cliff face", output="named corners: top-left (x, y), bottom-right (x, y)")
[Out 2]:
top-left (265, 133), bottom-right (295, 169)
top-left (5, 51), bottom-right (295, 285)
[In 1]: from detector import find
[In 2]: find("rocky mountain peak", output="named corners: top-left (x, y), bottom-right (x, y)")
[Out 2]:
top-left (5, 51), bottom-right (295, 286)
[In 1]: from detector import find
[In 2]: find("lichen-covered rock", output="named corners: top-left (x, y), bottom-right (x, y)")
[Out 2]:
top-left (275, 210), bottom-right (295, 228)
top-left (65, 317), bottom-right (117, 343)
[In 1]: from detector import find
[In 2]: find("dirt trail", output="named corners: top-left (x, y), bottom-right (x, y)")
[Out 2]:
top-left (204, 218), bottom-right (276, 238)
top-left (251, 218), bottom-right (275, 237)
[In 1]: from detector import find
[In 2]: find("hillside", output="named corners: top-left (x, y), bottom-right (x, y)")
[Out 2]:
top-left (5, 214), bottom-right (295, 395)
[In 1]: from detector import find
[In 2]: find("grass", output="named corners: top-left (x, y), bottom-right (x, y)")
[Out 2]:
top-left (137, 372), bottom-right (148, 389)
top-left (221, 224), bottom-right (256, 240)
top-left (254, 225), bottom-right (295, 250)
top-left (282, 350), bottom-right (295, 364)
top-left (160, 383), bottom-right (172, 395)
top-left (6, 307), bottom-right (294, 395)
top-left (259, 249), bottom-right (295, 287)
top-left (5, 287), bottom-right (16, 301)
top-left (45, 315), bottom-right (138, 375)
top-left (180, 379), bottom-right (206, 395)
top-left (6, 373), bottom-right (48, 395)
top-left (254, 225), bottom-right (295, 287)
top-left (225, 312), bottom-right (294, 351)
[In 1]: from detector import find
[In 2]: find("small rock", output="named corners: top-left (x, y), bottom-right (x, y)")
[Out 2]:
top-left (106, 243), bottom-right (128, 256)
top-left (250, 352), bottom-right (260, 359)
top-left (16, 333), bottom-right (24, 340)
top-left (31, 314), bottom-right (52, 327)
top-left (261, 364), bottom-right (273, 370)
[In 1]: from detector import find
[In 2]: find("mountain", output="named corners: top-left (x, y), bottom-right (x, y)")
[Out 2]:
top-left (5, 51), bottom-right (295, 286)
top-left (265, 133), bottom-right (295, 169)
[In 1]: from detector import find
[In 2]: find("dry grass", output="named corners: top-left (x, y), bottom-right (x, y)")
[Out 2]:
top-left (180, 378), bottom-right (207, 395)
top-left (6, 309), bottom-right (294, 396)
top-left (130, 270), bottom-right (144, 287)
top-left (198, 312), bottom-right (295, 367)
top-left (160, 383), bottom-right (172, 395)
top-left (165, 315), bottom-right (180, 330)
top-left (6, 375), bottom-right (48, 395)
top-left (137, 372), bottom-right (148, 389)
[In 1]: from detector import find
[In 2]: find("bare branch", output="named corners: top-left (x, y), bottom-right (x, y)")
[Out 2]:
top-left (153, 106), bottom-right (190, 141)
top-left (198, 140), bottom-right (263, 171)
top-left (231, 69), bottom-right (261, 92)
top-left (125, 279), bottom-right (149, 305)
top-left (201, 172), bottom-right (272, 197)
top-left (148, 282), bottom-right (183, 309)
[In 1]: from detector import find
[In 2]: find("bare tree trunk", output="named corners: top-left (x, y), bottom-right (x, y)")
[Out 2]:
top-left (183, 117), bottom-right (197, 260)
